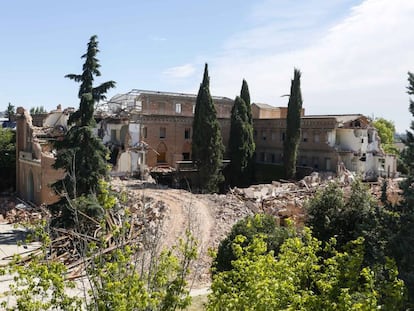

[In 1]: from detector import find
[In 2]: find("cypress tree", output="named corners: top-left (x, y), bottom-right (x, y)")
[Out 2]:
top-left (53, 35), bottom-right (115, 199)
top-left (228, 80), bottom-right (255, 187)
top-left (192, 64), bottom-right (224, 193)
top-left (241, 79), bottom-right (252, 123)
top-left (283, 68), bottom-right (303, 179)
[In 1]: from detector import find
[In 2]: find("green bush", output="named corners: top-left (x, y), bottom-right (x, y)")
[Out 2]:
top-left (0, 128), bottom-right (16, 192)
top-left (212, 214), bottom-right (293, 273)
top-left (207, 229), bottom-right (405, 310)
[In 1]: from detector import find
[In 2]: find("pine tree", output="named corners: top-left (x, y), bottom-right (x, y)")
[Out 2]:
top-left (53, 35), bottom-right (115, 200)
top-left (228, 80), bottom-right (255, 187)
top-left (65, 35), bottom-right (115, 127)
top-left (192, 64), bottom-right (224, 193)
top-left (283, 69), bottom-right (303, 179)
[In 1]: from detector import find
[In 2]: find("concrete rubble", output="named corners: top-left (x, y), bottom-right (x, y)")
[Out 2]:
top-left (0, 172), bottom-right (404, 287)
top-left (0, 197), bottom-right (45, 224)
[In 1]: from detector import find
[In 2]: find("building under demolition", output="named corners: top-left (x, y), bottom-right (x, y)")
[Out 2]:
top-left (15, 90), bottom-right (397, 205)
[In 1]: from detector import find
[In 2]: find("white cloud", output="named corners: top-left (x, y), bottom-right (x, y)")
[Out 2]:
top-left (207, 0), bottom-right (414, 132)
top-left (163, 63), bottom-right (197, 79)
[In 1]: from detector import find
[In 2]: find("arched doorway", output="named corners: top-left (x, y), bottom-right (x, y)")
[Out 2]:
top-left (28, 170), bottom-right (34, 202)
top-left (182, 142), bottom-right (191, 160)
top-left (157, 142), bottom-right (168, 164)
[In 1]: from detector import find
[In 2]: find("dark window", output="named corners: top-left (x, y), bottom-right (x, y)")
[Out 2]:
top-left (184, 128), bottom-right (191, 139)
top-left (160, 127), bottom-right (166, 139)
top-left (262, 130), bottom-right (267, 141)
top-left (182, 152), bottom-right (190, 160)
top-left (111, 129), bottom-right (117, 142)
top-left (281, 132), bottom-right (286, 141)
top-left (142, 127), bottom-right (147, 139)
top-left (302, 132), bottom-right (308, 142)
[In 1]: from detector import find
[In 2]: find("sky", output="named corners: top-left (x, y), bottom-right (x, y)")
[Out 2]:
top-left (0, 0), bottom-right (413, 132)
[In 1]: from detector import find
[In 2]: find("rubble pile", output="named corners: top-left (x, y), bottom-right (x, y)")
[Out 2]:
top-left (0, 188), bottom-right (168, 279)
top-left (370, 177), bottom-right (403, 205)
top-left (1, 173), bottom-right (404, 287)
top-left (0, 197), bottom-right (45, 224)
top-left (214, 173), bottom-right (329, 230)
top-left (49, 192), bottom-right (167, 278)
top-left (203, 173), bottom-right (402, 255)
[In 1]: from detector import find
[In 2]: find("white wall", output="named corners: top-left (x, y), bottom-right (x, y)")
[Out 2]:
top-left (43, 112), bottom-right (69, 128)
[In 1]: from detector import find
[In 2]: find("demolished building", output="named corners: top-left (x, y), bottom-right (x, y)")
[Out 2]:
top-left (15, 106), bottom-right (71, 205)
top-left (254, 112), bottom-right (397, 180)
top-left (15, 90), bottom-right (397, 205)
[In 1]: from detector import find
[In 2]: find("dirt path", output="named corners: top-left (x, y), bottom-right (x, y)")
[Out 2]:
top-left (111, 178), bottom-right (259, 287)
top-left (135, 187), bottom-right (215, 286)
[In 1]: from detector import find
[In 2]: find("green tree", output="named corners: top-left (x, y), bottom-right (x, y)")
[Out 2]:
top-left (372, 117), bottom-right (398, 154)
top-left (52, 35), bottom-right (115, 224)
top-left (391, 71), bottom-right (414, 305)
top-left (240, 80), bottom-right (255, 182)
top-left (192, 63), bottom-right (224, 193)
top-left (0, 128), bottom-right (16, 191)
top-left (6, 102), bottom-right (15, 122)
top-left (29, 106), bottom-right (47, 115)
top-left (2, 256), bottom-right (82, 311)
top-left (1, 184), bottom-right (197, 311)
top-left (228, 82), bottom-right (255, 187)
top-left (306, 179), bottom-right (399, 264)
top-left (240, 79), bottom-right (252, 124)
top-left (212, 214), bottom-right (292, 273)
top-left (207, 229), bottom-right (405, 310)
top-left (306, 179), bottom-right (404, 306)
top-left (283, 68), bottom-right (303, 179)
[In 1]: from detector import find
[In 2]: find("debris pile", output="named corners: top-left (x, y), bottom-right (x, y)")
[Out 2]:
top-left (0, 173), bottom-right (405, 287)
top-left (0, 197), bottom-right (45, 224)
top-left (48, 192), bottom-right (167, 278)
top-left (370, 177), bottom-right (403, 205)
top-left (223, 179), bottom-right (320, 227)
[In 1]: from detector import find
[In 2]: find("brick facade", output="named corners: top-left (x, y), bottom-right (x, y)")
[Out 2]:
top-left (16, 89), bottom-right (397, 205)
top-left (106, 90), bottom-right (233, 168)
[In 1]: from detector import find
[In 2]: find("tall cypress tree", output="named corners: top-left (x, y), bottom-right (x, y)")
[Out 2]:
top-left (53, 35), bottom-right (115, 199)
top-left (192, 64), bottom-right (224, 193)
top-left (228, 80), bottom-right (255, 187)
top-left (283, 68), bottom-right (303, 179)
top-left (241, 79), bottom-right (252, 124)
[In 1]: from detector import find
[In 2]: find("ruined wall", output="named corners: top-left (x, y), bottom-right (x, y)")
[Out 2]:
top-left (40, 154), bottom-right (64, 204)
top-left (16, 107), bottom-right (65, 205)
top-left (17, 160), bottom-right (41, 204)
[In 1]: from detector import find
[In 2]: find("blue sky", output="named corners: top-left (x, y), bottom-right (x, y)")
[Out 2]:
top-left (0, 0), bottom-right (413, 132)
